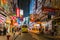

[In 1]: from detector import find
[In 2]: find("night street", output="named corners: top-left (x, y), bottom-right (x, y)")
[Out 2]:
top-left (0, 0), bottom-right (60, 40)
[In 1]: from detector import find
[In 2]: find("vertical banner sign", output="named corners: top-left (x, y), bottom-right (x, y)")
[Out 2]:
top-left (17, 17), bottom-right (20, 24)
top-left (16, 8), bottom-right (20, 17)
top-left (20, 9), bottom-right (23, 16)
top-left (20, 9), bottom-right (23, 21)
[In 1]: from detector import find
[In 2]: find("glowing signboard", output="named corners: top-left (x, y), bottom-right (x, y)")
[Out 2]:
top-left (16, 8), bottom-right (20, 17)
top-left (20, 9), bottom-right (23, 16)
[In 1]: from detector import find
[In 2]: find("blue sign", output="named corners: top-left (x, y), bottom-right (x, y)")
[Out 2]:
top-left (17, 17), bottom-right (20, 24)
top-left (30, 0), bottom-right (36, 14)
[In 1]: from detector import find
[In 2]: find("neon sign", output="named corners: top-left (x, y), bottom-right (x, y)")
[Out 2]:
top-left (16, 8), bottom-right (20, 17)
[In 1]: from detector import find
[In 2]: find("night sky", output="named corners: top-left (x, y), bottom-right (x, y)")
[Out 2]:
top-left (18, 0), bottom-right (30, 17)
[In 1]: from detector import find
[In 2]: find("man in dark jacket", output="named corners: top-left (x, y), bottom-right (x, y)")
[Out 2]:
top-left (3, 27), bottom-right (7, 35)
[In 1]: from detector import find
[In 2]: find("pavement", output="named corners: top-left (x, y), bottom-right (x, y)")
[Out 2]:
top-left (0, 31), bottom-right (60, 40)
top-left (29, 30), bottom-right (40, 34)
top-left (29, 30), bottom-right (60, 40)
top-left (30, 33), bottom-right (48, 40)
top-left (0, 36), bottom-right (6, 40)
top-left (15, 33), bottom-right (37, 40)
top-left (0, 35), bottom-right (12, 40)
top-left (14, 32), bottom-right (49, 40)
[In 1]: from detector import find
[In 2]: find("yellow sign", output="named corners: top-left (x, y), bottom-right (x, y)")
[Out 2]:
top-left (6, 17), bottom-right (11, 23)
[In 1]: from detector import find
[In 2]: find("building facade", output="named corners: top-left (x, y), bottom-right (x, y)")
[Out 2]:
top-left (30, 0), bottom-right (36, 14)
top-left (30, 0), bottom-right (60, 23)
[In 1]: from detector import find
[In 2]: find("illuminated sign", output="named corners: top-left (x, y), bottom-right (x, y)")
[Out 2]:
top-left (11, 16), bottom-right (16, 20)
top-left (20, 9), bottom-right (23, 16)
top-left (43, 9), bottom-right (54, 12)
top-left (16, 8), bottom-right (20, 17)
top-left (14, 22), bottom-right (18, 26)
top-left (30, 0), bottom-right (36, 14)
top-left (17, 17), bottom-right (20, 24)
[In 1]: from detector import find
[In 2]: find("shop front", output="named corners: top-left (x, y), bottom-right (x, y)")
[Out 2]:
top-left (29, 21), bottom-right (41, 34)
top-left (41, 20), bottom-right (52, 34)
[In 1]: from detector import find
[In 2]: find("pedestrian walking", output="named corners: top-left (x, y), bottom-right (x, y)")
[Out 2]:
top-left (3, 27), bottom-right (7, 35)
top-left (12, 27), bottom-right (15, 33)
top-left (6, 33), bottom-right (10, 40)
